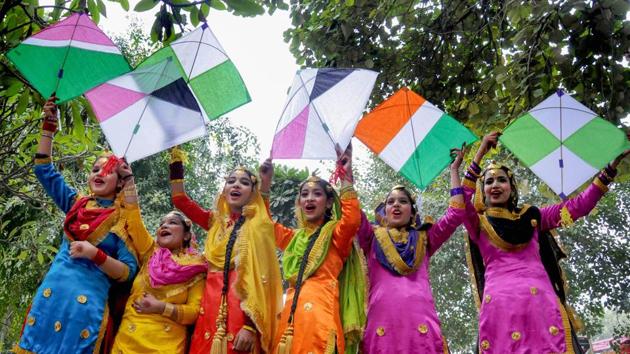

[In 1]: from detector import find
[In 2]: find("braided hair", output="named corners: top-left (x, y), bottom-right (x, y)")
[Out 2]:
top-left (221, 215), bottom-right (246, 296)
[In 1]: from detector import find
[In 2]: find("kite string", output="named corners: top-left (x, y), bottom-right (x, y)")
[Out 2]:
top-left (53, 14), bottom-right (82, 95)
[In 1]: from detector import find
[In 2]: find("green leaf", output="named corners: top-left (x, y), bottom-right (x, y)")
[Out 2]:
top-left (345, 0), bottom-right (355, 6)
top-left (118, 0), bottom-right (130, 11)
top-left (225, 0), bottom-right (264, 16)
top-left (71, 103), bottom-right (85, 139)
top-left (210, 1), bottom-right (227, 10)
top-left (467, 102), bottom-right (479, 116)
top-left (37, 252), bottom-right (44, 265)
top-left (16, 89), bottom-right (30, 116)
top-left (97, 0), bottom-right (107, 16)
top-left (88, 0), bottom-right (100, 23)
top-left (134, 0), bottom-right (158, 12)
top-left (190, 7), bottom-right (200, 27)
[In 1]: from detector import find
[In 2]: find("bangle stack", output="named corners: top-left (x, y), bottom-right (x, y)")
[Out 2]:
top-left (450, 187), bottom-right (464, 196)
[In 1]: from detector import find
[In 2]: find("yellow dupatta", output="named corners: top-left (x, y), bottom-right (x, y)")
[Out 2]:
top-left (204, 189), bottom-right (283, 354)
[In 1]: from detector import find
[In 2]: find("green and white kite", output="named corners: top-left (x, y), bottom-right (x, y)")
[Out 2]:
top-left (6, 13), bottom-right (130, 103)
top-left (138, 23), bottom-right (250, 120)
top-left (500, 89), bottom-right (629, 199)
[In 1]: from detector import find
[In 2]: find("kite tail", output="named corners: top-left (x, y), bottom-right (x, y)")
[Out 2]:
top-left (329, 160), bottom-right (347, 185)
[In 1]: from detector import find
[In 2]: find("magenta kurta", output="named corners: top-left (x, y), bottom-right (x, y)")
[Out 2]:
top-left (462, 180), bottom-right (606, 354)
top-left (358, 205), bottom-right (465, 354)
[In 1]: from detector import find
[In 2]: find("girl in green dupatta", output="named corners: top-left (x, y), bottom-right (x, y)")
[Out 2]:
top-left (261, 146), bottom-right (366, 354)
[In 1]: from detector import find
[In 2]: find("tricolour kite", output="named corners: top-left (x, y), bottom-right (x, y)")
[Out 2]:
top-left (85, 58), bottom-right (206, 163)
top-left (6, 13), bottom-right (130, 103)
top-left (138, 23), bottom-right (250, 120)
top-left (271, 68), bottom-right (378, 160)
top-left (500, 89), bottom-right (629, 198)
top-left (355, 88), bottom-right (478, 190)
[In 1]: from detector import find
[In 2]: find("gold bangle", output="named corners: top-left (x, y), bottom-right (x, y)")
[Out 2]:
top-left (162, 303), bottom-right (175, 317)
top-left (242, 325), bottom-right (256, 333)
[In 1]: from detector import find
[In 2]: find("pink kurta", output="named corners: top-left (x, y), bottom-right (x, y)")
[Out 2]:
top-left (462, 181), bottom-right (606, 354)
top-left (358, 205), bottom-right (465, 354)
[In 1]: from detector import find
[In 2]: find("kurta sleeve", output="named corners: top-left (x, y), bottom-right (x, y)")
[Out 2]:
top-left (357, 211), bottom-right (375, 254)
top-left (164, 278), bottom-right (205, 325)
top-left (427, 203), bottom-right (465, 256)
top-left (263, 195), bottom-right (295, 250)
top-left (121, 204), bottom-right (155, 262)
top-left (112, 236), bottom-right (139, 282)
top-left (332, 188), bottom-right (361, 259)
top-left (540, 177), bottom-right (608, 232)
top-left (34, 159), bottom-right (78, 214)
top-left (172, 193), bottom-right (213, 231)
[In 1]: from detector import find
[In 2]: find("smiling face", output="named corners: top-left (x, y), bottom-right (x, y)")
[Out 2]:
top-left (223, 169), bottom-right (254, 213)
top-left (483, 168), bottom-right (512, 208)
top-left (385, 189), bottom-right (414, 228)
top-left (299, 181), bottom-right (333, 223)
top-left (157, 212), bottom-right (191, 251)
top-left (88, 157), bottom-right (121, 199)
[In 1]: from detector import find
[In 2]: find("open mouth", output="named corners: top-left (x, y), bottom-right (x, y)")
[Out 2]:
top-left (304, 204), bottom-right (316, 213)
top-left (392, 209), bottom-right (402, 216)
top-left (93, 177), bottom-right (105, 186)
top-left (159, 230), bottom-right (172, 237)
top-left (490, 190), bottom-right (503, 198)
top-left (229, 190), bottom-right (242, 198)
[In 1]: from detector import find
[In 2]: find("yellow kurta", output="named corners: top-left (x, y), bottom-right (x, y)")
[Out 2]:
top-left (111, 205), bottom-right (206, 354)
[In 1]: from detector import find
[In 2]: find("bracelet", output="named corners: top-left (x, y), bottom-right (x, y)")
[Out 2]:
top-left (450, 187), bottom-right (464, 196)
top-left (162, 303), bottom-right (175, 317)
top-left (242, 325), bottom-right (256, 333)
top-left (92, 249), bottom-right (108, 266)
top-left (469, 161), bottom-right (482, 174)
top-left (41, 133), bottom-right (54, 139)
top-left (169, 161), bottom-right (184, 180)
top-left (42, 121), bottom-right (58, 133)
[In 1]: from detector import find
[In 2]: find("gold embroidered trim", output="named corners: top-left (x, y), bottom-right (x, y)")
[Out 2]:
top-left (559, 205), bottom-right (574, 228)
top-left (448, 200), bottom-right (465, 209)
top-left (35, 157), bottom-right (52, 165)
top-left (170, 179), bottom-right (184, 184)
top-left (142, 266), bottom-right (205, 299)
top-left (479, 215), bottom-right (529, 252)
top-left (485, 205), bottom-right (531, 220)
top-left (462, 178), bottom-right (476, 189)
top-left (325, 330), bottom-right (337, 354)
top-left (557, 299), bottom-right (574, 354)
top-left (339, 188), bottom-right (358, 200)
top-left (593, 177), bottom-right (609, 193)
top-left (93, 303), bottom-right (109, 354)
top-left (464, 234), bottom-right (482, 311)
top-left (374, 227), bottom-right (427, 275)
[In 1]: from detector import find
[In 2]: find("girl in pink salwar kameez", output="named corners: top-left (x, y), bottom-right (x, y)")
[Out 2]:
top-left (461, 132), bottom-right (629, 354)
top-left (358, 148), bottom-right (466, 354)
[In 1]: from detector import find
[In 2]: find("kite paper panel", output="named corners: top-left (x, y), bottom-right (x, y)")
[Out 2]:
top-left (6, 13), bottom-right (130, 103)
top-left (355, 88), bottom-right (478, 190)
top-left (500, 89), bottom-right (629, 198)
top-left (86, 58), bottom-right (206, 163)
top-left (138, 23), bottom-right (250, 120)
top-left (271, 68), bottom-right (378, 160)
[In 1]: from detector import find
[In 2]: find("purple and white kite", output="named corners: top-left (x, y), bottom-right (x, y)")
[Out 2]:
top-left (271, 68), bottom-right (378, 160)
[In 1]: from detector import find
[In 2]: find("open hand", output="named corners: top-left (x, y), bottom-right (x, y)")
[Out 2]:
top-left (335, 142), bottom-right (353, 182)
top-left (450, 143), bottom-right (467, 170)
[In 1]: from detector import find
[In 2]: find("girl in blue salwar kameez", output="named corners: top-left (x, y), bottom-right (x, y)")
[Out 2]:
top-left (16, 97), bottom-right (140, 354)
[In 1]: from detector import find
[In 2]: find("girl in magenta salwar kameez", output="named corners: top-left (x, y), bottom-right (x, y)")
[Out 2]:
top-left (358, 148), bottom-right (466, 354)
top-left (462, 132), bottom-right (629, 354)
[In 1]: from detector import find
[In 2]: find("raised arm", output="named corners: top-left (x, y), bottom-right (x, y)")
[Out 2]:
top-left (540, 164), bottom-right (618, 231)
top-left (461, 132), bottom-right (499, 239)
top-left (427, 146), bottom-right (466, 255)
top-left (258, 157), bottom-right (296, 249)
top-left (34, 96), bottom-right (77, 213)
top-left (332, 144), bottom-right (361, 258)
top-left (119, 173), bottom-right (155, 261)
top-left (357, 211), bottom-right (375, 254)
top-left (169, 147), bottom-right (213, 230)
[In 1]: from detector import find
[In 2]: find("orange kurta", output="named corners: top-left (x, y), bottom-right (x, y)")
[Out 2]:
top-left (273, 196), bottom-right (360, 354)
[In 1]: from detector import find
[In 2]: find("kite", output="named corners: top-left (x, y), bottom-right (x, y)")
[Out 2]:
top-left (355, 88), bottom-right (478, 190)
top-left (271, 68), bottom-right (378, 160)
top-left (500, 89), bottom-right (629, 198)
top-left (138, 23), bottom-right (250, 120)
top-left (85, 57), bottom-right (206, 163)
top-left (6, 12), bottom-right (130, 103)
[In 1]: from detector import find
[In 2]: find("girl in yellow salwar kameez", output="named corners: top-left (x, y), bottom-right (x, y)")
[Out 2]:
top-left (111, 179), bottom-right (207, 354)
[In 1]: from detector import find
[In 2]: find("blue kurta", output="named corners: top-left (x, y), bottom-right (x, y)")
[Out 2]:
top-left (18, 162), bottom-right (138, 354)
